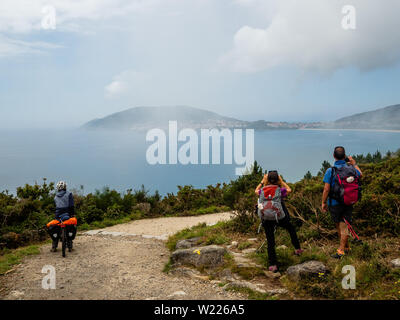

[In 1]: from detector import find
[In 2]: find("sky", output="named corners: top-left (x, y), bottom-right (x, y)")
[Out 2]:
top-left (1, 0), bottom-right (400, 129)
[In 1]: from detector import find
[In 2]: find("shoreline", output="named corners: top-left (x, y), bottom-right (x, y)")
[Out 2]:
top-left (299, 128), bottom-right (400, 133)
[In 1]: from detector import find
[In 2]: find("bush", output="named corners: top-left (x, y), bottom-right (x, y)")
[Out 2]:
top-left (2, 150), bottom-right (400, 250)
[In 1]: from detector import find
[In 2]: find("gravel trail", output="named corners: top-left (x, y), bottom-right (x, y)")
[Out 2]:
top-left (0, 212), bottom-right (241, 300)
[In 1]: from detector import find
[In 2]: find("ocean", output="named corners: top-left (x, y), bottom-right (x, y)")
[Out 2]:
top-left (0, 128), bottom-right (399, 195)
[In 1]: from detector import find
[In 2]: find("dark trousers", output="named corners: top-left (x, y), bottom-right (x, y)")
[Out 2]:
top-left (262, 208), bottom-right (301, 266)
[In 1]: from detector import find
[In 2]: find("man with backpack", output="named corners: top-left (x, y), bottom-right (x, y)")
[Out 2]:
top-left (321, 146), bottom-right (362, 259)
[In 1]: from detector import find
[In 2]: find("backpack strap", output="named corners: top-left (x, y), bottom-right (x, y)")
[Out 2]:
top-left (328, 167), bottom-right (337, 207)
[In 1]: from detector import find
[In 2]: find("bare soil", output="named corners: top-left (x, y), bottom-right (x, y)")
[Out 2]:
top-left (0, 212), bottom-right (244, 300)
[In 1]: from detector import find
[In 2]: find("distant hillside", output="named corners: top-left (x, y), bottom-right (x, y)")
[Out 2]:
top-left (83, 106), bottom-right (300, 131)
top-left (83, 104), bottom-right (400, 131)
top-left (328, 104), bottom-right (400, 130)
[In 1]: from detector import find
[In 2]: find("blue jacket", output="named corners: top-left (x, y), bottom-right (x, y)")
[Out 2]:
top-left (54, 190), bottom-right (75, 219)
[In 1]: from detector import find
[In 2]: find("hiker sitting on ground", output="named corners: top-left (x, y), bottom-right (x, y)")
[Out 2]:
top-left (255, 171), bottom-right (303, 273)
top-left (321, 146), bottom-right (362, 259)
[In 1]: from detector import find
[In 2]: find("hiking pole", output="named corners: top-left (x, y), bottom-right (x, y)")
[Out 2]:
top-left (256, 223), bottom-right (266, 252)
top-left (343, 218), bottom-right (362, 243)
top-left (256, 240), bottom-right (266, 253)
top-left (343, 218), bottom-right (358, 239)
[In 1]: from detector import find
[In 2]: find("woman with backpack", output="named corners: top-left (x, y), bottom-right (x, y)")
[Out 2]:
top-left (255, 171), bottom-right (303, 273)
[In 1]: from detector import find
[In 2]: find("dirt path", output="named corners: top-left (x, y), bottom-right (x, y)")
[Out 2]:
top-left (1, 212), bottom-right (244, 300)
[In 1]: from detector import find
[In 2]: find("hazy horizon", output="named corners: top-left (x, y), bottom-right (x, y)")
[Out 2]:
top-left (2, 103), bottom-right (399, 131)
top-left (1, 1), bottom-right (400, 129)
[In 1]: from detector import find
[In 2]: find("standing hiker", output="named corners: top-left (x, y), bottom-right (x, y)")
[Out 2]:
top-left (321, 146), bottom-right (362, 259)
top-left (255, 171), bottom-right (303, 273)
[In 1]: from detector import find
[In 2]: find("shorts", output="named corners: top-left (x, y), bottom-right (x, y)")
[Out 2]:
top-left (329, 204), bottom-right (353, 224)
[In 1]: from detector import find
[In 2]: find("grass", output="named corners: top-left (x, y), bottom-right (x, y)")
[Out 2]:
top-left (224, 285), bottom-right (275, 300)
top-left (166, 216), bottom-right (400, 300)
top-left (280, 236), bottom-right (400, 300)
top-left (238, 241), bottom-right (252, 250)
top-left (191, 206), bottom-right (230, 216)
top-left (166, 221), bottom-right (233, 251)
top-left (0, 244), bottom-right (41, 275)
top-left (163, 257), bottom-right (174, 273)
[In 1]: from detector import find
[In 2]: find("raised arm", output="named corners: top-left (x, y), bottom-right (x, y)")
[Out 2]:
top-left (279, 175), bottom-right (292, 193)
top-left (348, 156), bottom-right (362, 177)
top-left (255, 174), bottom-right (268, 195)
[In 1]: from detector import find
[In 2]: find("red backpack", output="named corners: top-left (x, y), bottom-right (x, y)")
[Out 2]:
top-left (329, 165), bottom-right (360, 206)
top-left (257, 185), bottom-right (285, 222)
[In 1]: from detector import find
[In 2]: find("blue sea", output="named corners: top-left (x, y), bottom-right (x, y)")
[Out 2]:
top-left (0, 128), bottom-right (399, 195)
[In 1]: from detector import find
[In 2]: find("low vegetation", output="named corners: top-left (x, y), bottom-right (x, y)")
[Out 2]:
top-left (1, 148), bottom-right (399, 299)
top-left (166, 149), bottom-right (400, 300)
top-left (0, 244), bottom-right (41, 275)
top-left (0, 181), bottom-right (230, 249)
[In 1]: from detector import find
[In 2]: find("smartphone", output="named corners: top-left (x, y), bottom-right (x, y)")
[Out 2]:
top-left (345, 157), bottom-right (350, 162)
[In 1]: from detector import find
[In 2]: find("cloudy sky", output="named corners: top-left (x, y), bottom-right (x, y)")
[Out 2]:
top-left (1, 0), bottom-right (400, 128)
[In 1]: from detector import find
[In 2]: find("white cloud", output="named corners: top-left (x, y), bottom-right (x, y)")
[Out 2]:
top-left (0, 0), bottom-right (167, 33)
top-left (105, 70), bottom-right (150, 99)
top-left (222, 0), bottom-right (400, 73)
top-left (0, 35), bottom-right (63, 57)
top-left (0, 0), bottom-right (179, 57)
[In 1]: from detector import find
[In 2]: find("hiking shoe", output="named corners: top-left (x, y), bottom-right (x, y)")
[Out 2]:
top-left (331, 249), bottom-right (345, 259)
top-left (268, 265), bottom-right (278, 273)
top-left (294, 249), bottom-right (304, 256)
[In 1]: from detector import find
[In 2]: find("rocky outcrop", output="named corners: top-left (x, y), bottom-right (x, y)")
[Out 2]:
top-left (286, 260), bottom-right (327, 281)
top-left (171, 245), bottom-right (227, 268)
top-left (170, 267), bottom-right (210, 281)
top-left (175, 237), bottom-right (202, 249)
top-left (227, 241), bottom-right (238, 249)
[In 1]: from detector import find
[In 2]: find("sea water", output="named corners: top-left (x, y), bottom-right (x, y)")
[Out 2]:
top-left (0, 128), bottom-right (398, 195)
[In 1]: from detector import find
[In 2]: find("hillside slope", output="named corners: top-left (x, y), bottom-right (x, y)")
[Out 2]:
top-left (330, 104), bottom-right (400, 130)
top-left (83, 105), bottom-right (303, 131)
top-left (83, 106), bottom-right (247, 131)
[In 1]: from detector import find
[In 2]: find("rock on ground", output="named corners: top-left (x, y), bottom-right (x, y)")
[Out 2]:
top-left (390, 258), bottom-right (400, 269)
top-left (171, 245), bottom-right (227, 268)
top-left (286, 260), bottom-right (327, 281)
top-left (175, 237), bottom-right (202, 249)
top-left (170, 267), bottom-right (209, 281)
top-left (223, 281), bottom-right (266, 295)
top-left (223, 281), bottom-right (287, 296)
top-left (230, 251), bottom-right (263, 268)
